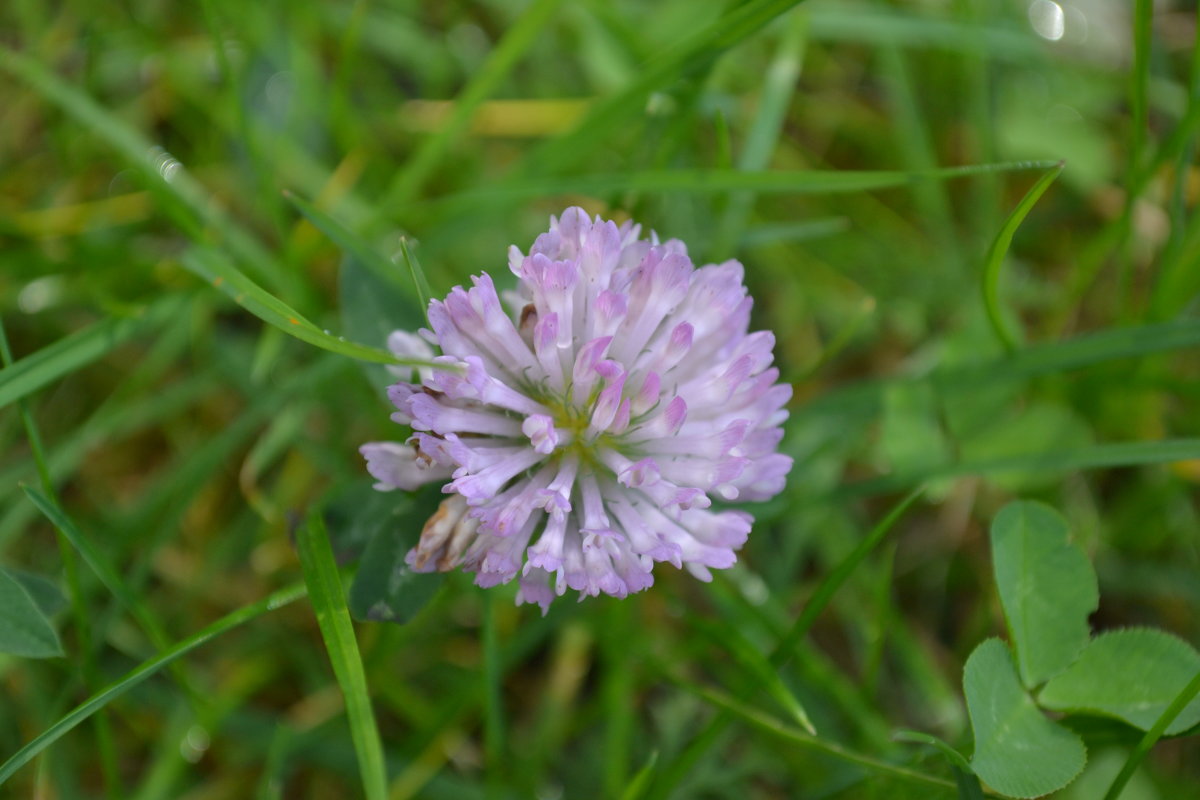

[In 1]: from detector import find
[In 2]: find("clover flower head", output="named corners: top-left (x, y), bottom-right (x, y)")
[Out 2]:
top-left (360, 207), bottom-right (793, 612)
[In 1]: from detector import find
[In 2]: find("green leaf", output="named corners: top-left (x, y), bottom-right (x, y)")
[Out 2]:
top-left (347, 505), bottom-right (443, 625)
top-left (323, 481), bottom-right (412, 563)
top-left (0, 567), bottom-right (67, 618)
top-left (295, 510), bottom-right (388, 800)
top-left (1054, 748), bottom-right (1161, 800)
top-left (1102, 668), bottom-right (1200, 800)
top-left (329, 483), bottom-right (444, 627)
top-left (1039, 629), bottom-right (1200, 735)
top-left (965, 638), bottom-right (1086, 798)
top-left (0, 567), bottom-right (63, 658)
top-left (338, 257), bottom-right (424, 390)
top-left (981, 162), bottom-right (1063, 352)
top-left (990, 501), bottom-right (1098, 688)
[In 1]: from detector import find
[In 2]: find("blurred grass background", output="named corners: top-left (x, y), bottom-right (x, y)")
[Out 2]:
top-left (1, 0), bottom-right (1199, 797)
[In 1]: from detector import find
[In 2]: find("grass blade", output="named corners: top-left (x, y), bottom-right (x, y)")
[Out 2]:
top-left (797, 316), bottom-right (1200, 423)
top-left (1103, 669), bottom-right (1200, 800)
top-left (295, 510), bottom-right (388, 800)
top-left (0, 46), bottom-right (298, 299)
top-left (771, 488), bottom-right (925, 668)
top-left (429, 161), bottom-right (1062, 212)
top-left (806, 5), bottom-right (1038, 58)
top-left (690, 616), bottom-right (816, 733)
top-left (845, 439), bottom-right (1200, 496)
top-left (895, 730), bottom-right (986, 800)
top-left (601, 602), bottom-right (635, 796)
top-left (712, 10), bottom-right (809, 255)
top-left (739, 217), bottom-right (850, 248)
top-left (282, 190), bottom-right (411, 296)
top-left (21, 487), bottom-right (177, 657)
top-left (397, 238), bottom-right (433, 324)
top-left (790, 295), bottom-right (876, 382)
top-left (620, 751), bottom-right (659, 800)
top-left (1150, 28), bottom-right (1200, 320)
top-left (674, 679), bottom-right (971, 795)
top-left (893, 730), bottom-right (971, 772)
top-left (647, 491), bottom-right (924, 798)
top-left (0, 296), bottom-right (184, 409)
top-left (524, 0), bottom-right (809, 175)
top-left (1, 319), bottom-right (123, 794)
top-left (943, 317), bottom-right (1200, 385)
top-left (981, 162), bottom-right (1064, 352)
top-left (481, 588), bottom-right (505, 795)
top-left (0, 582), bottom-right (306, 787)
top-left (1116, 0), bottom-right (1154, 319)
top-left (880, 43), bottom-right (962, 279)
top-left (179, 247), bottom-right (426, 366)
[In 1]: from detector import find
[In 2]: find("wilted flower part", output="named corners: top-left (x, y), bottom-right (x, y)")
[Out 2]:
top-left (360, 208), bottom-right (793, 612)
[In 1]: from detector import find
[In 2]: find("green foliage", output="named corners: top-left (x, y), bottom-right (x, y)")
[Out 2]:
top-left (323, 481), bottom-right (445, 624)
top-left (964, 638), bottom-right (1086, 799)
top-left (338, 258), bottom-right (425, 390)
top-left (956, 403), bottom-right (1093, 491)
top-left (0, 567), bottom-right (66, 619)
top-left (879, 382), bottom-right (952, 474)
top-left (284, 191), bottom-right (416, 302)
top-left (1, 0), bottom-right (1198, 797)
top-left (348, 512), bottom-right (444, 625)
top-left (0, 583), bottom-right (308, 785)
top-left (620, 751), bottom-right (659, 800)
top-left (981, 162), bottom-right (1063, 352)
top-left (990, 501), bottom-right (1098, 687)
top-left (0, 566), bottom-right (63, 658)
top-left (397, 238), bottom-right (435, 324)
top-left (1040, 630), bottom-right (1200, 736)
top-left (295, 510), bottom-right (388, 800)
top-left (180, 247), bottom-right (407, 366)
top-left (687, 615), bottom-right (815, 734)
top-left (927, 501), bottom-right (1200, 799)
top-left (893, 730), bottom-right (984, 800)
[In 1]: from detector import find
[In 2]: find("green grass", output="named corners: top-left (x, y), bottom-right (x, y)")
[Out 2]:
top-left (295, 511), bottom-right (387, 800)
top-left (1, 1), bottom-right (1198, 798)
